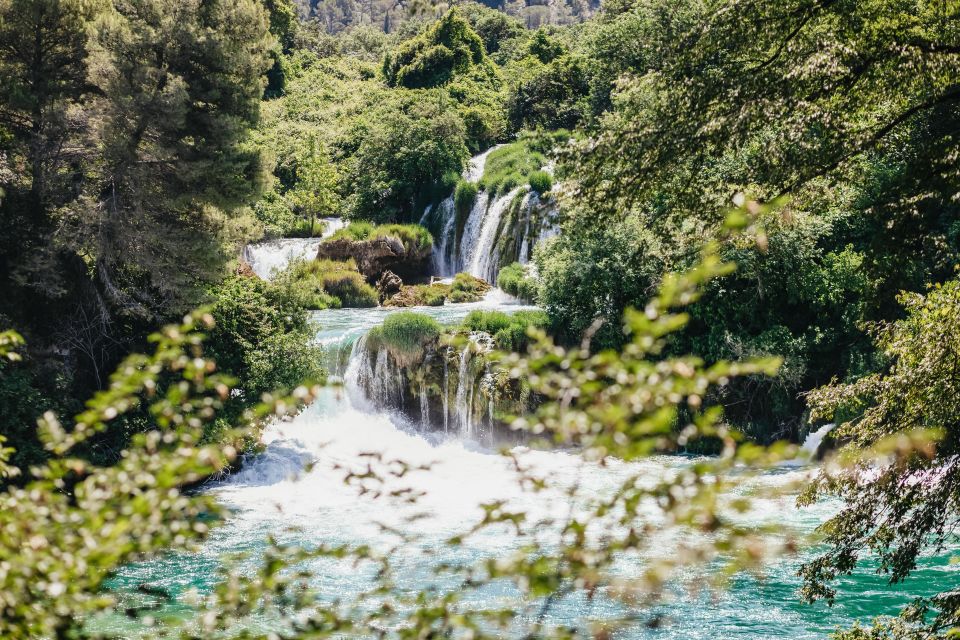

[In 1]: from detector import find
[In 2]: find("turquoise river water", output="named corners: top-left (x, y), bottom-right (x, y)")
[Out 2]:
top-left (91, 289), bottom-right (958, 639)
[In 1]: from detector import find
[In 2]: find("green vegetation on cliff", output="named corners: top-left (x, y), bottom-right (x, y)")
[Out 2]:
top-left (497, 262), bottom-right (538, 302)
top-left (367, 312), bottom-right (442, 365)
top-left (327, 222), bottom-right (433, 254)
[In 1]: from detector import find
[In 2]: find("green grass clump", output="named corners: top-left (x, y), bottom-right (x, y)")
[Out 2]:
top-left (462, 309), bottom-right (548, 351)
top-left (288, 218), bottom-right (327, 238)
top-left (480, 135), bottom-right (548, 198)
top-left (277, 258), bottom-right (378, 309)
top-left (367, 312), bottom-right (442, 365)
top-left (454, 180), bottom-right (479, 215)
top-left (527, 170), bottom-right (553, 195)
top-left (328, 221), bottom-right (375, 242)
top-left (327, 222), bottom-right (432, 253)
top-left (371, 224), bottom-right (433, 252)
top-left (497, 262), bottom-right (538, 302)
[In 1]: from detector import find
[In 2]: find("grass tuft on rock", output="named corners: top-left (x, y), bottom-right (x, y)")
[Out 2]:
top-left (367, 312), bottom-right (442, 365)
top-left (328, 222), bottom-right (433, 253)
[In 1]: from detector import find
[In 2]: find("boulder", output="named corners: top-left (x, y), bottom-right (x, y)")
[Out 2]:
top-left (316, 236), bottom-right (431, 281)
top-left (376, 270), bottom-right (404, 303)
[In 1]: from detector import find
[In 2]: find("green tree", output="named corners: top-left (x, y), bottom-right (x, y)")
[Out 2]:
top-left (382, 8), bottom-right (490, 88)
top-left (288, 138), bottom-right (339, 235)
top-left (800, 277), bottom-right (960, 638)
top-left (347, 93), bottom-right (468, 221)
top-left (84, 0), bottom-right (275, 317)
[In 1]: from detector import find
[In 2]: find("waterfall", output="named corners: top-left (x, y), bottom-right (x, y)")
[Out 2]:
top-left (243, 217), bottom-right (347, 280)
top-left (465, 187), bottom-right (522, 282)
top-left (344, 335), bottom-right (405, 410)
top-left (442, 352), bottom-right (450, 433)
top-left (432, 197), bottom-right (460, 277)
top-left (426, 146), bottom-right (561, 281)
top-left (419, 380), bottom-right (430, 426)
top-left (800, 423), bottom-right (835, 460)
top-left (454, 344), bottom-right (474, 437)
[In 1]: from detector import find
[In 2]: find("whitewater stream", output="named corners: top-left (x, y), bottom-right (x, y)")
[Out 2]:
top-left (98, 170), bottom-right (956, 638)
top-left (100, 296), bottom-right (958, 638)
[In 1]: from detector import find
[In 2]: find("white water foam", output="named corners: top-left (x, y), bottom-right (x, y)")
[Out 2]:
top-left (243, 217), bottom-right (347, 280)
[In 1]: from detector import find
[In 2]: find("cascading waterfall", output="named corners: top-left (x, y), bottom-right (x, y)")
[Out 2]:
top-left (465, 187), bottom-right (522, 282)
top-left (427, 147), bottom-right (560, 281)
top-left (346, 324), bottom-right (500, 441)
top-left (346, 335), bottom-right (406, 410)
top-left (454, 343), bottom-right (474, 437)
top-left (243, 217), bottom-right (347, 280)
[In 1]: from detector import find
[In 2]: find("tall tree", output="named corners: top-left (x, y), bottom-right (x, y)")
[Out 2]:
top-left (82, 0), bottom-right (275, 317)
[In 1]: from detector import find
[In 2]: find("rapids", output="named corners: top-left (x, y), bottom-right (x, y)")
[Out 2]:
top-left (102, 161), bottom-right (956, 638)
top-left (99, 297), bottom-right (958, 638)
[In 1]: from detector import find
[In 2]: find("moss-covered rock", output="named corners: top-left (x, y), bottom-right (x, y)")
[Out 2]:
top-left (318, 223), bottom-right (433, 281)
top-left (383, 272), bottom-right (491, 307)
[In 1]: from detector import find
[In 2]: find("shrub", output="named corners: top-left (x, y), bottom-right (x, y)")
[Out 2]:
top-left (276, 259), bottom-right (378, 309)
top-left (527, 170), bottom-right (553, 195)
top-left (454, 179), bottom-right (479, 214)
top-left (497, 262), bottom-right (538, 301)
top-left (479, 134), bottom-right (549, 197)
top-left (367, 312), bottom-right (442, 365)
top-left (463, 310), bottom-right (512, 335)
top-left (328, 221), bottom-right (375, 242)
top-left (461, 309), bottom-right (548, 351)
top-left (382, 9), bottom-right (487, 89)
top-left (253, 189), bottom-right (296, 238)
top-left (451, 271), bottom-right (486, 293)
top-left (288, 218), bottom-right (327, 238)
top-left (206, 277), bottom-right (325, 405)
top-left (371, 224), bottom-right (433, 253)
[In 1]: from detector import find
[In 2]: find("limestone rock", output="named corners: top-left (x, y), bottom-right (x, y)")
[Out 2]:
top-left (376, 270), bottom-right (403, 303)
top-left (316, 236), bottom-right (431, 281)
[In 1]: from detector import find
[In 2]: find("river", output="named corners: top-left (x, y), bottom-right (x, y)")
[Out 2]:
top-left (97, 149), bottom-right (956, 637)
top-left (97, 295), bottom-right (957, 638)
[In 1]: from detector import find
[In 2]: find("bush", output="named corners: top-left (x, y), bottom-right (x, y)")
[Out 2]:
top-left (479, 133), bottom-right (554, 197)
top-left (276, 259), bottom-right (378, 309)
top-left (527, 170), bottom-right (552, 195)
top-left (206, 277), bottom-right (325, 405)
top-left (461, 309), bottom-right (548, 351)
top-left (463, 310), bottom-right (512, 335)
top-left (451, 271), bottom-right (486, 293)
top-left (253, 189), bottom-right (296, 238)
top-left (367, 312), bottom-right (442, 365)
top-left (497, 262), bottom-right (538, 301)
top-left (328, 221), bottom-right (375, 242)
top-left (288, 218), bottom-right (327, 238)
top-left (382, 9), bottom-right (487, 89)
top-left (454, 179), bottom-right (479, 214)
top-left (372, 224), bottom-right (433, 252)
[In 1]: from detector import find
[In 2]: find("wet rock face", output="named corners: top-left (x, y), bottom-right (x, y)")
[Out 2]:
top-left (350, 331), bottom-right (532, 447)
top-left (376, 270), bottom-right (403, 303)
top-left (317, 237), bottom-right (431, 281)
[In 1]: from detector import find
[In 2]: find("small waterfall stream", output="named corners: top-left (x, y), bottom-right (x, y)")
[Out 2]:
top-left (426, 147), bottom-right (559, 281)
top-left (243, 217), bottom-right (347, 280)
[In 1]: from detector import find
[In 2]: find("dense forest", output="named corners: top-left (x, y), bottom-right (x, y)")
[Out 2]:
top-left (1, 0), bottom-right (959, 638)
